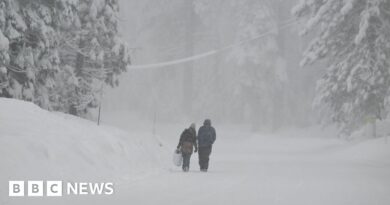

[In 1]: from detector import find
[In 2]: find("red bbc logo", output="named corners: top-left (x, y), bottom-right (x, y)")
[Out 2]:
top-left (9, 181), bottom-right (62, 197)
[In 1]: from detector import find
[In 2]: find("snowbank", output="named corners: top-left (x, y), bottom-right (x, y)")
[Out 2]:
top-left (0, 98), bottom-right (162, 198)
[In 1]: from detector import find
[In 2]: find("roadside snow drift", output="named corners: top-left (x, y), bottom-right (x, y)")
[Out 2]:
top-left (0, 98), bottom-right (161, 199)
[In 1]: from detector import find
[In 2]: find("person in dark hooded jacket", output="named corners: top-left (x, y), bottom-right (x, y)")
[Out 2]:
top-left (197, 119), bottom-right (216, 172)
top-left (177, 123), bottom-right (197, 172)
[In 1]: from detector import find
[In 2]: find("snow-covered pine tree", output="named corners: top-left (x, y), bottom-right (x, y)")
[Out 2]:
top-left (0, 0), bottom-right (60, 109)
top-left (22, 0), bottom-right (62, 109)
top-left (0, 0), bottom-right (130, 118)
top-left (67, 0), bottom-right (130, 117)
top-left (293, 0), bottom-right (390, 135)
top-left (49, 0), bottom-right (81, 113)
top-left (195, 0), bottom-right (287, 130)
top-left (230, 0), bottom-right (286, 130)
top-left (0, 0), bottom-right (12, 97)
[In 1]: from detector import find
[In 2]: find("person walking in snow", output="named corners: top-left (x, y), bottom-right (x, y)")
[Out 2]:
top-left (177, 123), bottom-right (198, 172)
top-left (197, 119), bottom-right (216, 172)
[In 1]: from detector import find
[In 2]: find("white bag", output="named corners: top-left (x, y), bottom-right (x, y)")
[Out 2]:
top-left (172, 149), bottom-right (183, 167)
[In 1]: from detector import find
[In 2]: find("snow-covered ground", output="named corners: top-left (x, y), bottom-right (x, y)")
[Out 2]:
top-left (110, 126), bottom-right (390, 205)
top-left (1, 99), bottom-right (390, 205)
top-left (0, 98), bottom-right (164, 204)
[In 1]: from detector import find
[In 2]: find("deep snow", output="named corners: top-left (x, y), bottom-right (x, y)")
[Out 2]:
top-left (110, 127), bottom-right (390, 205)
top-left (1, 98), bottom-right (390, 205)
top-left (0, 98), bottom-right (164, 204)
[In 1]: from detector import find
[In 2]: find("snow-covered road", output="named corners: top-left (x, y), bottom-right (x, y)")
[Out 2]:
top-left (105, 127), bottom-right (390, 205)
top-left (4, 128), bottom-right (390, 205)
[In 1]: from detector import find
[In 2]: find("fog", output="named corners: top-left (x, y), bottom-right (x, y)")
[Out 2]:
top-left (1, 1), bottom-right (389, 203)
top-left (103, 0), bottom-right (322, 131)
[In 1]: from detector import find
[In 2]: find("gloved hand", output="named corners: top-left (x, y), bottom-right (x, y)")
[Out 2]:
top-left (194, 148), bottom-right (198, 153)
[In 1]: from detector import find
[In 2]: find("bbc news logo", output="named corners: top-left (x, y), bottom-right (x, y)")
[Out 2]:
top-left (9, 181), bottom-right (114, 197)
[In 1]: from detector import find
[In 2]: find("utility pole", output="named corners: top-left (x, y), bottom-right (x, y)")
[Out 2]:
top-left (271, 0), bottom-right (289, 131)
top-left (182, 0), bottom-right (195, 117)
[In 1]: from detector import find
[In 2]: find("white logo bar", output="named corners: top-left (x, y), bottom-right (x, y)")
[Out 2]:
top-left (8, 181), bottom-right (114, 197)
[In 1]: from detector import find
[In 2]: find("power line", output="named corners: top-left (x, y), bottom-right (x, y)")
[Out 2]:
top-left (128, 50), bottom-right (217, 69)
top-left (128, 18), bottom-right (299, 70)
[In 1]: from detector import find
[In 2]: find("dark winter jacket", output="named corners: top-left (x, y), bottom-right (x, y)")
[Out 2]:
top-left (177, 127), bottom-right (197, 154)
top-left (197, 124), bottom-right (216, 147)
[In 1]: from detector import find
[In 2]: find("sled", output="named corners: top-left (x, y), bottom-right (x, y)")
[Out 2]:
top-left (172, 149), bottom-right (183, 167)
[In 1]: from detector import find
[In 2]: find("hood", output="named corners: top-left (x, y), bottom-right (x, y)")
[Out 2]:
top-left (203, 119), bottom-right (211, 126)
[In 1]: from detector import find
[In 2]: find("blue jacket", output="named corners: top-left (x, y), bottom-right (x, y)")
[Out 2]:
top-left (197, 125), bottom-right (216, 147)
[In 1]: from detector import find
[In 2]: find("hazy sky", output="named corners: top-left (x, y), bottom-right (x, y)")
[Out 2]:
top-left (103, 0), bottom-right (321, 130)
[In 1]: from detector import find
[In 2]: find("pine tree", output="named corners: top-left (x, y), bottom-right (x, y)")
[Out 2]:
top-left (0, 0), bottom-right (59, 108)
top-left (195, 0), bottom-right (287, 130)
top-left (293, 0), bottom-right (390, 135)
top-left (63, 0), bottom-right (130, 117)
top-left (0, 0), bottom-right (12, 97)
top-left (231, 0), bottom-right (286, 130)
top-left (0, 0), bottom-right (130, 118)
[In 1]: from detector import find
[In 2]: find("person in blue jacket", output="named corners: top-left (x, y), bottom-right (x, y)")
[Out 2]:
top-left (197, 119), bottom-right (216, 172)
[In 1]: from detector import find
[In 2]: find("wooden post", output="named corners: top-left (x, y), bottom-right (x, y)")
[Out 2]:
top-left (371, 118), bottom-right (376, 138)
top-left (97, 102), bottom-right (102, 126)
top-left (152, 111), bottom-right (156, 137)
top-left (97, 84), bottom-right (104, 126)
